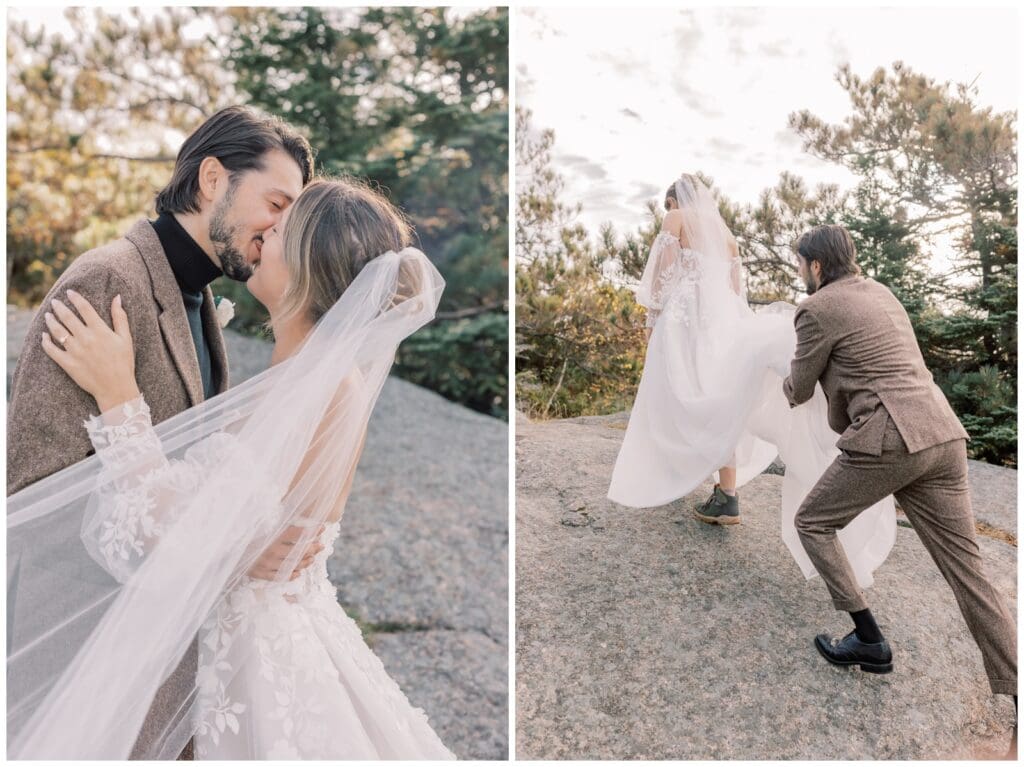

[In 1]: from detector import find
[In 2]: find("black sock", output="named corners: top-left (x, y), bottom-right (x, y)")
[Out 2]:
top-left (849, 608), bottom-right (884, 643)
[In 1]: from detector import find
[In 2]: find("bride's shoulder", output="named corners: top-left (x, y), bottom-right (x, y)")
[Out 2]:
top-left (661, 209), bottom-right (684, 235)
top-left (657, 210), bottom-right (699, 252)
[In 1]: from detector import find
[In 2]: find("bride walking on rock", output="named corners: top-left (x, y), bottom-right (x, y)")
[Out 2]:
top-left (608, 173), bottom-right (896, 588)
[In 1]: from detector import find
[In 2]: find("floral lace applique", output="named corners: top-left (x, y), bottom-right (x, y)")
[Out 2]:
top-left (84, 397), bottom-right (154, 449)
top-left (663, 247), bottom-right (706, 328)
top-left (194, 519), bottom-right (452, 759)
top-left (644, 233), bottom-right (706, 330)
top-left (82, 397), bottom-right (223, 581)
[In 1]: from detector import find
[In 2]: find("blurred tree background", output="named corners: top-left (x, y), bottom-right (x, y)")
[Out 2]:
top-left (516, 62), bottom-right (1017, 466)
top-left (7, 6), bottom-right (508, 419)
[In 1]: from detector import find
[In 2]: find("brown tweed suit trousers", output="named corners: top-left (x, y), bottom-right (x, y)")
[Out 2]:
top-left (8, 219), bottom-right (230, 757)
top-left (784, 274), bottom-right (1016, 696)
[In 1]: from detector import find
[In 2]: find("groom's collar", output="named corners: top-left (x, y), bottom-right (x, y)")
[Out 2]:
top-left (124, 218), bottom-right (228, 405)
top-left (151, 212), bottom-right (222, 295)
top-left (817, 272), bottom-right (861, 293)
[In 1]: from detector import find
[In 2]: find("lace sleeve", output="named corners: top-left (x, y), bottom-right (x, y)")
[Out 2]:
top-left (85, 397), bottom-right (165, 471)
top-left (727, 237), bottom-right (746, 299)
top-left (81, 396), bottom-right (225, 583)
top-left (636, 232), bottom-right (702, 328)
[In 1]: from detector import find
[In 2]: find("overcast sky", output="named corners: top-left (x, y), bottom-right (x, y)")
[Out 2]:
top-left (517, 6), bottom-right (1019, 239)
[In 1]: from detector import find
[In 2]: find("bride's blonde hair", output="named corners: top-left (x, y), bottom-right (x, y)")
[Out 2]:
top-left (276, 177), bottom-right (412, 325)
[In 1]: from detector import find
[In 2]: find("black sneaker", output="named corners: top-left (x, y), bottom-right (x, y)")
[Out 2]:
top-left (693, 484), bottom-right (740, 525)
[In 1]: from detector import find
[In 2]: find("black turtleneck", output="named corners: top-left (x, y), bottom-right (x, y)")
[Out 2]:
top-left (151, 213), bottom-right (223, 399)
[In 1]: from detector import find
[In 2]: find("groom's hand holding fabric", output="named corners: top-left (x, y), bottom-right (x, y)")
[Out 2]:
top-left (783, 305), bottom-right (831, 407)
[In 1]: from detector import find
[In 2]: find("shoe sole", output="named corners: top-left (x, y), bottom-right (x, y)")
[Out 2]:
top-left (692, 510), bottom-right (740, 525)
top-left (814, 638), bottom-right (893, 674)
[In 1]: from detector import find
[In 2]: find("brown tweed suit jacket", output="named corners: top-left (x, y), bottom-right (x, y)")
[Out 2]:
top-left (783, 274), bottom-right (968, 456)
top-left (7, 218), bottom-right (229, 759)
top-left (8, 218), bottom-right (229, 494)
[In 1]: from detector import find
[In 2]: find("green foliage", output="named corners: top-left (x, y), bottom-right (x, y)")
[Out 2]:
top-left (722, 172), bottom-right (846, 301)
top-left (226, 7), bottom-right (509, 314)
top-left (516, 253), bottom-right (646, 420)
top-left (596, 200), bottom-right (665, 284)
top-left (394, 310), bottom-right (508, 419)
top-left (840, 181), bottom-right (931, 318)
top-left (6, 7), bottom-right (229, 305)
top-left (939, 366), bottom-right (1016, 466)
top-left (226, 7), bottom-right (509, 420)
top-left (208, 277), bottom-right (273, 339)
top-left (515, 107), bottom-right (646, 419)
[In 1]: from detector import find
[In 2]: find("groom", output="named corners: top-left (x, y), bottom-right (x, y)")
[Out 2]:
top-left (783, 224), bottom-right (1017, 753)
top-left (7, 106), bottom-right (313, 758)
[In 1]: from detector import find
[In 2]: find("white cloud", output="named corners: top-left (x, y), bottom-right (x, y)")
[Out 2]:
top-left (517, 5), bottom-right (1018, 247)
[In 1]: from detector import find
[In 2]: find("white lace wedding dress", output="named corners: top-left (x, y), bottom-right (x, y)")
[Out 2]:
top-left (84, 396), bottom-right (457, 760)
top-left (608, 228), bottom-right (897, 588)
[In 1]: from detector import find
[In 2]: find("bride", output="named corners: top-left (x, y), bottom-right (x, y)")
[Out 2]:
top-left (608, 173), bottom-right (897, 588)
top-left (7, 178), bottom-right (456, 759)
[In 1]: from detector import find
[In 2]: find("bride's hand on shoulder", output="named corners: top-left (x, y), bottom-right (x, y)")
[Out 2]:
top-left (41, 290), bottom-right (141, 413)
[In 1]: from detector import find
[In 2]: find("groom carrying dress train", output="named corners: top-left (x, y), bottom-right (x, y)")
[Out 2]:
top-left (783, 224), bottom-right (1016, 756)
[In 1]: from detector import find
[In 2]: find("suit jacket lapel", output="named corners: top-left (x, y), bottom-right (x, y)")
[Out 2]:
top-left (200, 286), bottom-right (231, 394)
top-left (125, 219), bottom-right (205, 407)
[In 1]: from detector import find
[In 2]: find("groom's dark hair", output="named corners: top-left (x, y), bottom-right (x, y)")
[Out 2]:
top-left (155, 106), bottom-right (315, 215)
top-left (795, 224), bottom-right (861, 286)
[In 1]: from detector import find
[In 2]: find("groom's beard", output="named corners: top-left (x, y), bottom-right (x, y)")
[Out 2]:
top-left (804, 272), bottom-right (819, 295)
top-left (209, 187), bottom-right (256, 283)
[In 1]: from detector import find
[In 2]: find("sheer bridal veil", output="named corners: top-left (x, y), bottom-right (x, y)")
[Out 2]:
top-left (636, 173), bottom-right (746, 312)
top-left (7, 247), bottom-right (444, 758)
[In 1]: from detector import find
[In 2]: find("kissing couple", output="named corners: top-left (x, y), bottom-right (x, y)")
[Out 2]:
top-left (8, 106), bottom-right (457, 759)
top-left (609, 173), bottom-right (1017, 756)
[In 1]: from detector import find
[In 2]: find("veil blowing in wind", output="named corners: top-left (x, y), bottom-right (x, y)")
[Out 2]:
top-left (8, 247), bottom-right (455, 759)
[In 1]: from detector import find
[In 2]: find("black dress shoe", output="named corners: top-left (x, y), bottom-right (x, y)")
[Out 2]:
top-left (814, 630), bottom-right (893, 674)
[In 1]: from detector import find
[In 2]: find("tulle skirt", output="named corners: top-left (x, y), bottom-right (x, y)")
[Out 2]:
top-left (194, 523), bottom-right (456, 760)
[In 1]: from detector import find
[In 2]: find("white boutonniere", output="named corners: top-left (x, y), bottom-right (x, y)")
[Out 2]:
top-left (214, 296), bottom-right (235, 328)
